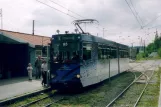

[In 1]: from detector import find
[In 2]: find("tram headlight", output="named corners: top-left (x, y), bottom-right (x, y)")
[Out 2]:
top-left (76, 74), bottom-right (81, 78)
top-left (78, 36), bottom-right (80, 39)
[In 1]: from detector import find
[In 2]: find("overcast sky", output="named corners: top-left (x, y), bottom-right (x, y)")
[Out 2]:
top-left (0, 0), bottom-right (161, 46)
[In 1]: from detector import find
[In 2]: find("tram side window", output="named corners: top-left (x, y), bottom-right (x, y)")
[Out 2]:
top-left (110, 49), bottom-right (117, 58)
top-left (98, 48), bottom-right (110, 59)
top-left (83, 43), bottom-right (91, 60)
top-left (123, 51), bottom-right (125, 58)
top-left (124, 51), bottom-right (127, 58)
top-left (98, 48), bottom-right (106, 59)
top-left (120, 50), bottom-right (123, 58)
top-left (119, 50), bottom-right (126, 58)
top-left (104, 49), bottom-right (108, 59)
top-left (105, 48), bottom-right (110, 59)
top-left (98, 48), bottom-right (101, 59)
top-left (119, 50), bottom-right (122, 58)
top-left (124, 51), bottom-right (129, 58)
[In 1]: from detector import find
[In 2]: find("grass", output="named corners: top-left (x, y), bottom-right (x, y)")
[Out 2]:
top-left (136, 56), bottom-right (161, 62)
top-left (7, 90), bottom-right (57, 107)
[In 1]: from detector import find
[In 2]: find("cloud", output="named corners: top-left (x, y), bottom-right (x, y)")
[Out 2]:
top-left (1, 0), bottom-right (161, 46)
top-left (30, 0), bottom-right (161, 46)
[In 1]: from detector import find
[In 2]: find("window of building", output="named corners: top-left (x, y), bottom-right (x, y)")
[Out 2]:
top-left (35, 48), bottom-right (47, 58)
top-left (35, 50), bottom-right (42, 57)
top-left (42, 47), bottom-right (47, 57)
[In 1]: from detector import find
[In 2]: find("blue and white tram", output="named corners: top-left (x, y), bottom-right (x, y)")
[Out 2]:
top-left (49, 33), bottom-right (129, 89)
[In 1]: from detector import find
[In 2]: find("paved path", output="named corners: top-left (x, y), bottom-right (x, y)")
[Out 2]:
top-left (0, 77), bottom-right (43, 101)
top-left (129, 60), bottom-right (161, 72)
top-left (130, 60), bottom-right (161, 107)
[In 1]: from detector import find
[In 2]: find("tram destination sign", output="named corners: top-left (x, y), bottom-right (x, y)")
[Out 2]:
top-left (62, 36), bottom-right (75, 40)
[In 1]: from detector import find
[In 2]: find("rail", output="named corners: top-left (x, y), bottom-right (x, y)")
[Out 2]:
top-left (106, 60), bottom-right (157, 107)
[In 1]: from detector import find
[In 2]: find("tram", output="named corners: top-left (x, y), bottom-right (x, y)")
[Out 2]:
top-left (49, 19), bottom-right (129, 89)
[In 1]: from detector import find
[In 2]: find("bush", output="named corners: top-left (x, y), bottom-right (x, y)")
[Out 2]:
top-left (158, 48), bottom-right (161, 57)
top-left (136, 52), bottom-right (145, 60)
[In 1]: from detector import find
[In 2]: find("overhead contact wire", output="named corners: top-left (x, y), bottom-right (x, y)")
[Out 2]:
top-left (125, 0), bottom-right (143, 29)
top-left (36, 0), bottom-right (79, 19)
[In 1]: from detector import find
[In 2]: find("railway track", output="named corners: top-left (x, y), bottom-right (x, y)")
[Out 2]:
top-left (18, 93), bottom-right (54, 107)
top-left (43, 95), bottom-right (64, 107)
top-left (106, 60), bottom-right (159, 107)
top-left (14, 90), bottom-right (68, 107)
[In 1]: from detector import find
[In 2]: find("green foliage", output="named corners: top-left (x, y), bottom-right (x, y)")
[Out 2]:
top-left (158, 48), bottom-right (161, 57)
top-left (145, 36), bottom-right (161, 54)
top-left (154, 37), bottom-right (161, 50)
top-left (136, 52), bottom-right (146, 60)
top-left (139, 36), bottom-right (161, 60)
top-left (146, 43), bottom-right (155, 54)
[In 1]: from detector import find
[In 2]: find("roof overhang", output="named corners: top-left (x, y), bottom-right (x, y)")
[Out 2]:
top-left (0, 32), bottom-right (35, 48)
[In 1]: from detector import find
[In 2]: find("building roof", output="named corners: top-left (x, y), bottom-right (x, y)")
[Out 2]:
top-left (0, 29), bottom-right (51, 46)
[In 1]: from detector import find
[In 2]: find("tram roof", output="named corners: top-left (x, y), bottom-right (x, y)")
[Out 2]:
top-left (52, 33), bottom-right (129, 49)
top-left (81, 34), bottom-right (129, 49)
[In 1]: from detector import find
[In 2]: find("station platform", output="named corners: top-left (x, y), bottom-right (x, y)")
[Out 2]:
top-left (0, 77), bottom-right (48, 102)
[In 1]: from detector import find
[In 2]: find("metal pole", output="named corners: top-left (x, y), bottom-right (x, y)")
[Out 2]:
top-left (85, 22), bottom-right (86, 32)
top-left (144, 40), bottom-right (145, 53)
top-left (131, 43), bottom-right (133, 59)
top-left (46, 45), bottom-right (49, 87)
top-left (32, 20), bottom-right (34, 35)
top-left (109, 56), bottom-right (110, 82)
top-left (46, 70), bottom-right (50, 87)
top-left (0, 9), bottom-right (3, 30)
top-left (47, 45), bottom-right (49, 69)
top-left (103, 28), bottom-right (104, 37)
top-left (117, 45), bottom-right (120, 74)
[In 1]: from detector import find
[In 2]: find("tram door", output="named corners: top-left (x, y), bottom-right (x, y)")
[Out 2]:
top-left (91, 43), bottom-right (98, 74)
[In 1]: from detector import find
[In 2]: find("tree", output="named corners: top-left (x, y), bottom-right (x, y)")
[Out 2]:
top-left (158, 48), bottom-right (161, 57)
top-left (146, 43), bottom-right (155, 54)
top-left (154, 36), bottom-right (161, 50)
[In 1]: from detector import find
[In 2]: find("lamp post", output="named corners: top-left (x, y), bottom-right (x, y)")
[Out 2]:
top-left (131, 42), bottom-right (134, 59)
top-left (103, 28), bottom-right (107, 38)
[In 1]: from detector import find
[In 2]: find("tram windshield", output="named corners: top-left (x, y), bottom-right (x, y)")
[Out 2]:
top-left (52, 42), bottom-right (80, 63)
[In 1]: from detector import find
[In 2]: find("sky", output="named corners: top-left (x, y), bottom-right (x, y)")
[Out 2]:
top-left (0, 0), bottom-right (161, 46)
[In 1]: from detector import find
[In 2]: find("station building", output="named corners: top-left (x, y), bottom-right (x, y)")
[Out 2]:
top-left (0, 29), bottom-right (51, 79)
